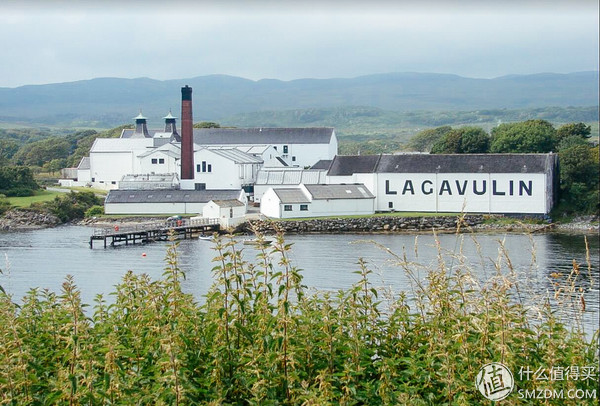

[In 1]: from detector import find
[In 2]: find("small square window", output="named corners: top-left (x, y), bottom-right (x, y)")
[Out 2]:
top-left (159, 158), bottom-right (165, 164)
top-left (111, 181), bottom-right (116, 185)
top-left (284, 205), bottom-right (292, 211)
top-left (151, 158), bottom-right (158, 164)
top-left (292, 156), bottom-right (296, 162)
top-left (300, 204), bottom-right (308, 211)
top-left (207, 164), bottom-right (212, 172)
top-left (388, 202), bottom-right (394, 209)
top-left (283, 145), bottom-right (288, 154)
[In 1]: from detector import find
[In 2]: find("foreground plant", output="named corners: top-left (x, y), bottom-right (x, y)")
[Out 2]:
top-left (0, 228), bottom-right (597, 405)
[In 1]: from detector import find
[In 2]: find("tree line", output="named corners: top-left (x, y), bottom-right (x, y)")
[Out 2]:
top-left (408, 120), bottom-right (598, 215)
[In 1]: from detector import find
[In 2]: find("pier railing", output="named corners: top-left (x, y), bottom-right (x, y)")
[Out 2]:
top-left (92, 217), bottom-right (219, 237)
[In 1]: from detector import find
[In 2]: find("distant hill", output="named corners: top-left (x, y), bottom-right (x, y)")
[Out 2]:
top-left (0, 72), bottom-right (597, 127)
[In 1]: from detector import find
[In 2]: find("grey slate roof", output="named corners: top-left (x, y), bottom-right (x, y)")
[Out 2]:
top-left (326, 155), bottom-right (382, 176)
top-left (105, 189), bottom-right (242, 204)
top-left (328, 154), bottom-right (555, 175)
top-left (77, 157), bottom-right (90, 170)
top-left (122, 127), bottom-right (334, 145)
top-left (304, 184), bottom-right (375, 200)
top-left (272, 188), bottom-right (311, 204)
top-left (210, 199), bottom-right (246, 207)
top-left (310, 159), bottom-right (332, 170)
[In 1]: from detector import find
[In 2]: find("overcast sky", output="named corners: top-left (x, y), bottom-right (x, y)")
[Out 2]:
top-left (1, 0), bottom-right (598, 88)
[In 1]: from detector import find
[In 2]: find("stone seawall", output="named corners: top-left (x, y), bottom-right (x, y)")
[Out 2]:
top-left (238, 215), bottom-right (487, 234)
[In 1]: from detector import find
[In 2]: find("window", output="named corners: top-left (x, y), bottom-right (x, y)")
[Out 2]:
top-left (196, 164), bottom-right (201, 172)
top-left (111, 181), bottom-right (116, 185)
top-left (158, 158), bottom-right (165, 164)
top-left (284, 205), bottom-right (293, 211)
top-left (91, 178), bottom-right (95, 182)
top-left (207, 164), bottom-right (212, 173)
top-left (151, 158), bottom-right (158, 164)
top-left (283, 145), bottom-right (288, 154)
top-left (202, 161), bottom-right (206, 172)
top-left (300, 204), bottom-right (308, 211)
top-left (388, 202), bottom-right (394, 209)
top-left (292, 156), bottom-right (296, 162)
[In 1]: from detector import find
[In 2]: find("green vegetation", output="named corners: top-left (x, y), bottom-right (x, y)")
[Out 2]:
top-left (0, 230), bottom-right (597, 404)
top-left (42, 191), bottom-right (103, 222)
top-left (84, 205), bottom-right (104, 218)
top-left (430, 126), bottom-right (490, 154)
top-left (0, 166), bottom-right (39, 197)
top-left (490, 119), bottom-right (557, 153)
top-left (4, 189), bottom-right (62, 208)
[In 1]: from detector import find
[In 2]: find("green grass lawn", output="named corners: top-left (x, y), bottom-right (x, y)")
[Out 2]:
top-left (6, 190), bottom-right (62, 208)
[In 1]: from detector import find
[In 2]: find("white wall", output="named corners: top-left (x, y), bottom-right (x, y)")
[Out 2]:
top-left (77, 169), bottom-right (91, 183)
top-left (376, 173), bottom-right (548, 214)
top-left (90, 152), bottom-right (135, 190)
top-left (193, 150), bottom-right (240, 189)
top-left (260, 188), bottom-right (285, 218)
top-left (275, 141), bottom-right (335, 168)
top-left (308, 198), bottom-right (374, 217)
top-left (138, 152), bottom-right (178, 175)
top-left (104, 202), bottom-right (207, 215)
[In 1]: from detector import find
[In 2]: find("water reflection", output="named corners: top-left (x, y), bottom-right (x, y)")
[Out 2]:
top-left (0, 227), bottom-right (597, 335)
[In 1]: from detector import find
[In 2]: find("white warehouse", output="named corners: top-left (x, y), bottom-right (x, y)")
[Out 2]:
top-left (325, 154), bottom-right (559, 214)
top-left (260, 184), bottom-right (375, 219)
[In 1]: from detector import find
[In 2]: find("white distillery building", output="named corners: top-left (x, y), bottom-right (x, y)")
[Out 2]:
top-left (104, 189), bottom-right (247, 215)
top-left (202, 199), bottom-right (247, 228)
top-left (253, 168), bottom-right (328, 203)
top-left (260, 184), bottom-right (375, 219)
top-left (325, 154), bottom-right (559, 214)
top-left (120, 127), bottom-right (338, 169)
top-left (80, 120), bottom-right (337, 191)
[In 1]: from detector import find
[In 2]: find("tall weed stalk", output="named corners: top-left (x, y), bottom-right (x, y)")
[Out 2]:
top-left (0, 226), bottom-right (597, 405)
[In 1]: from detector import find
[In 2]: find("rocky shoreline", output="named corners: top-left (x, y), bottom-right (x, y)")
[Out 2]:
top-left (1, 209), bottom-right (597, 235)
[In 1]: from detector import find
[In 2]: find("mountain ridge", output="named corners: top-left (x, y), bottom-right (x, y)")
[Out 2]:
top-left (0, 71), bottom-right (597, 127)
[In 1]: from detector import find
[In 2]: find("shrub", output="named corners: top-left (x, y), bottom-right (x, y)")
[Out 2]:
top-left (45, 191), bottom-right (103, 222)
top-left (84, 205), bottom-right (104, 218)
top-left (0, 230), bottom-right (597, 404)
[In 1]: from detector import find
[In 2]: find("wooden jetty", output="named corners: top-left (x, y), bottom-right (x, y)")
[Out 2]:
top-left (89, 218), bottom-right (219, 248)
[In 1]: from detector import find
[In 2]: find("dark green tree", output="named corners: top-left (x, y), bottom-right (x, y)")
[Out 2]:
top-left (0, 166), bottom-right (39, 196)
top-left (557, 144), bottom-right (599, 214)
top-left (407, 126), bottom-right (452, 152)
top-left (0, 139), bottom-right (20, 164)
top-left (555, 122), bottom-right (591, 143)
top-left (490, 120), bottom-right (557, 153)
top-left (430, 127), bottom-right (489, 154)
top-left (12, 137), bottom-right (71, 166)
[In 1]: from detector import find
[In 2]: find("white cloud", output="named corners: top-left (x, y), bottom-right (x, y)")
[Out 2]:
top-left (0, 0), bottom-right (597, 87)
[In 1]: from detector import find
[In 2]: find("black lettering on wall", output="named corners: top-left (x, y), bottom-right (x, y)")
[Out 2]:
top-left (385, 180), bottom-right (397, 195)
top-left (492, 180), bottom-right (505, 196)
top-left (455, 180), bottom-right (468, 195)
top-left (473, 180), bottom-right (487, 195)
top-left (422, 180), bottom-right (433, 195)
top-left (402, 180), bottom-right (415, 195)
top-left (439, 180), bottom-right (452, 195)
top-left (519, 180), bottom-right (532, 196)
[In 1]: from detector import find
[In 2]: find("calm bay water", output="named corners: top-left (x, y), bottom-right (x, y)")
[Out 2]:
top-left (1, 225), bottom-right (598, 335)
